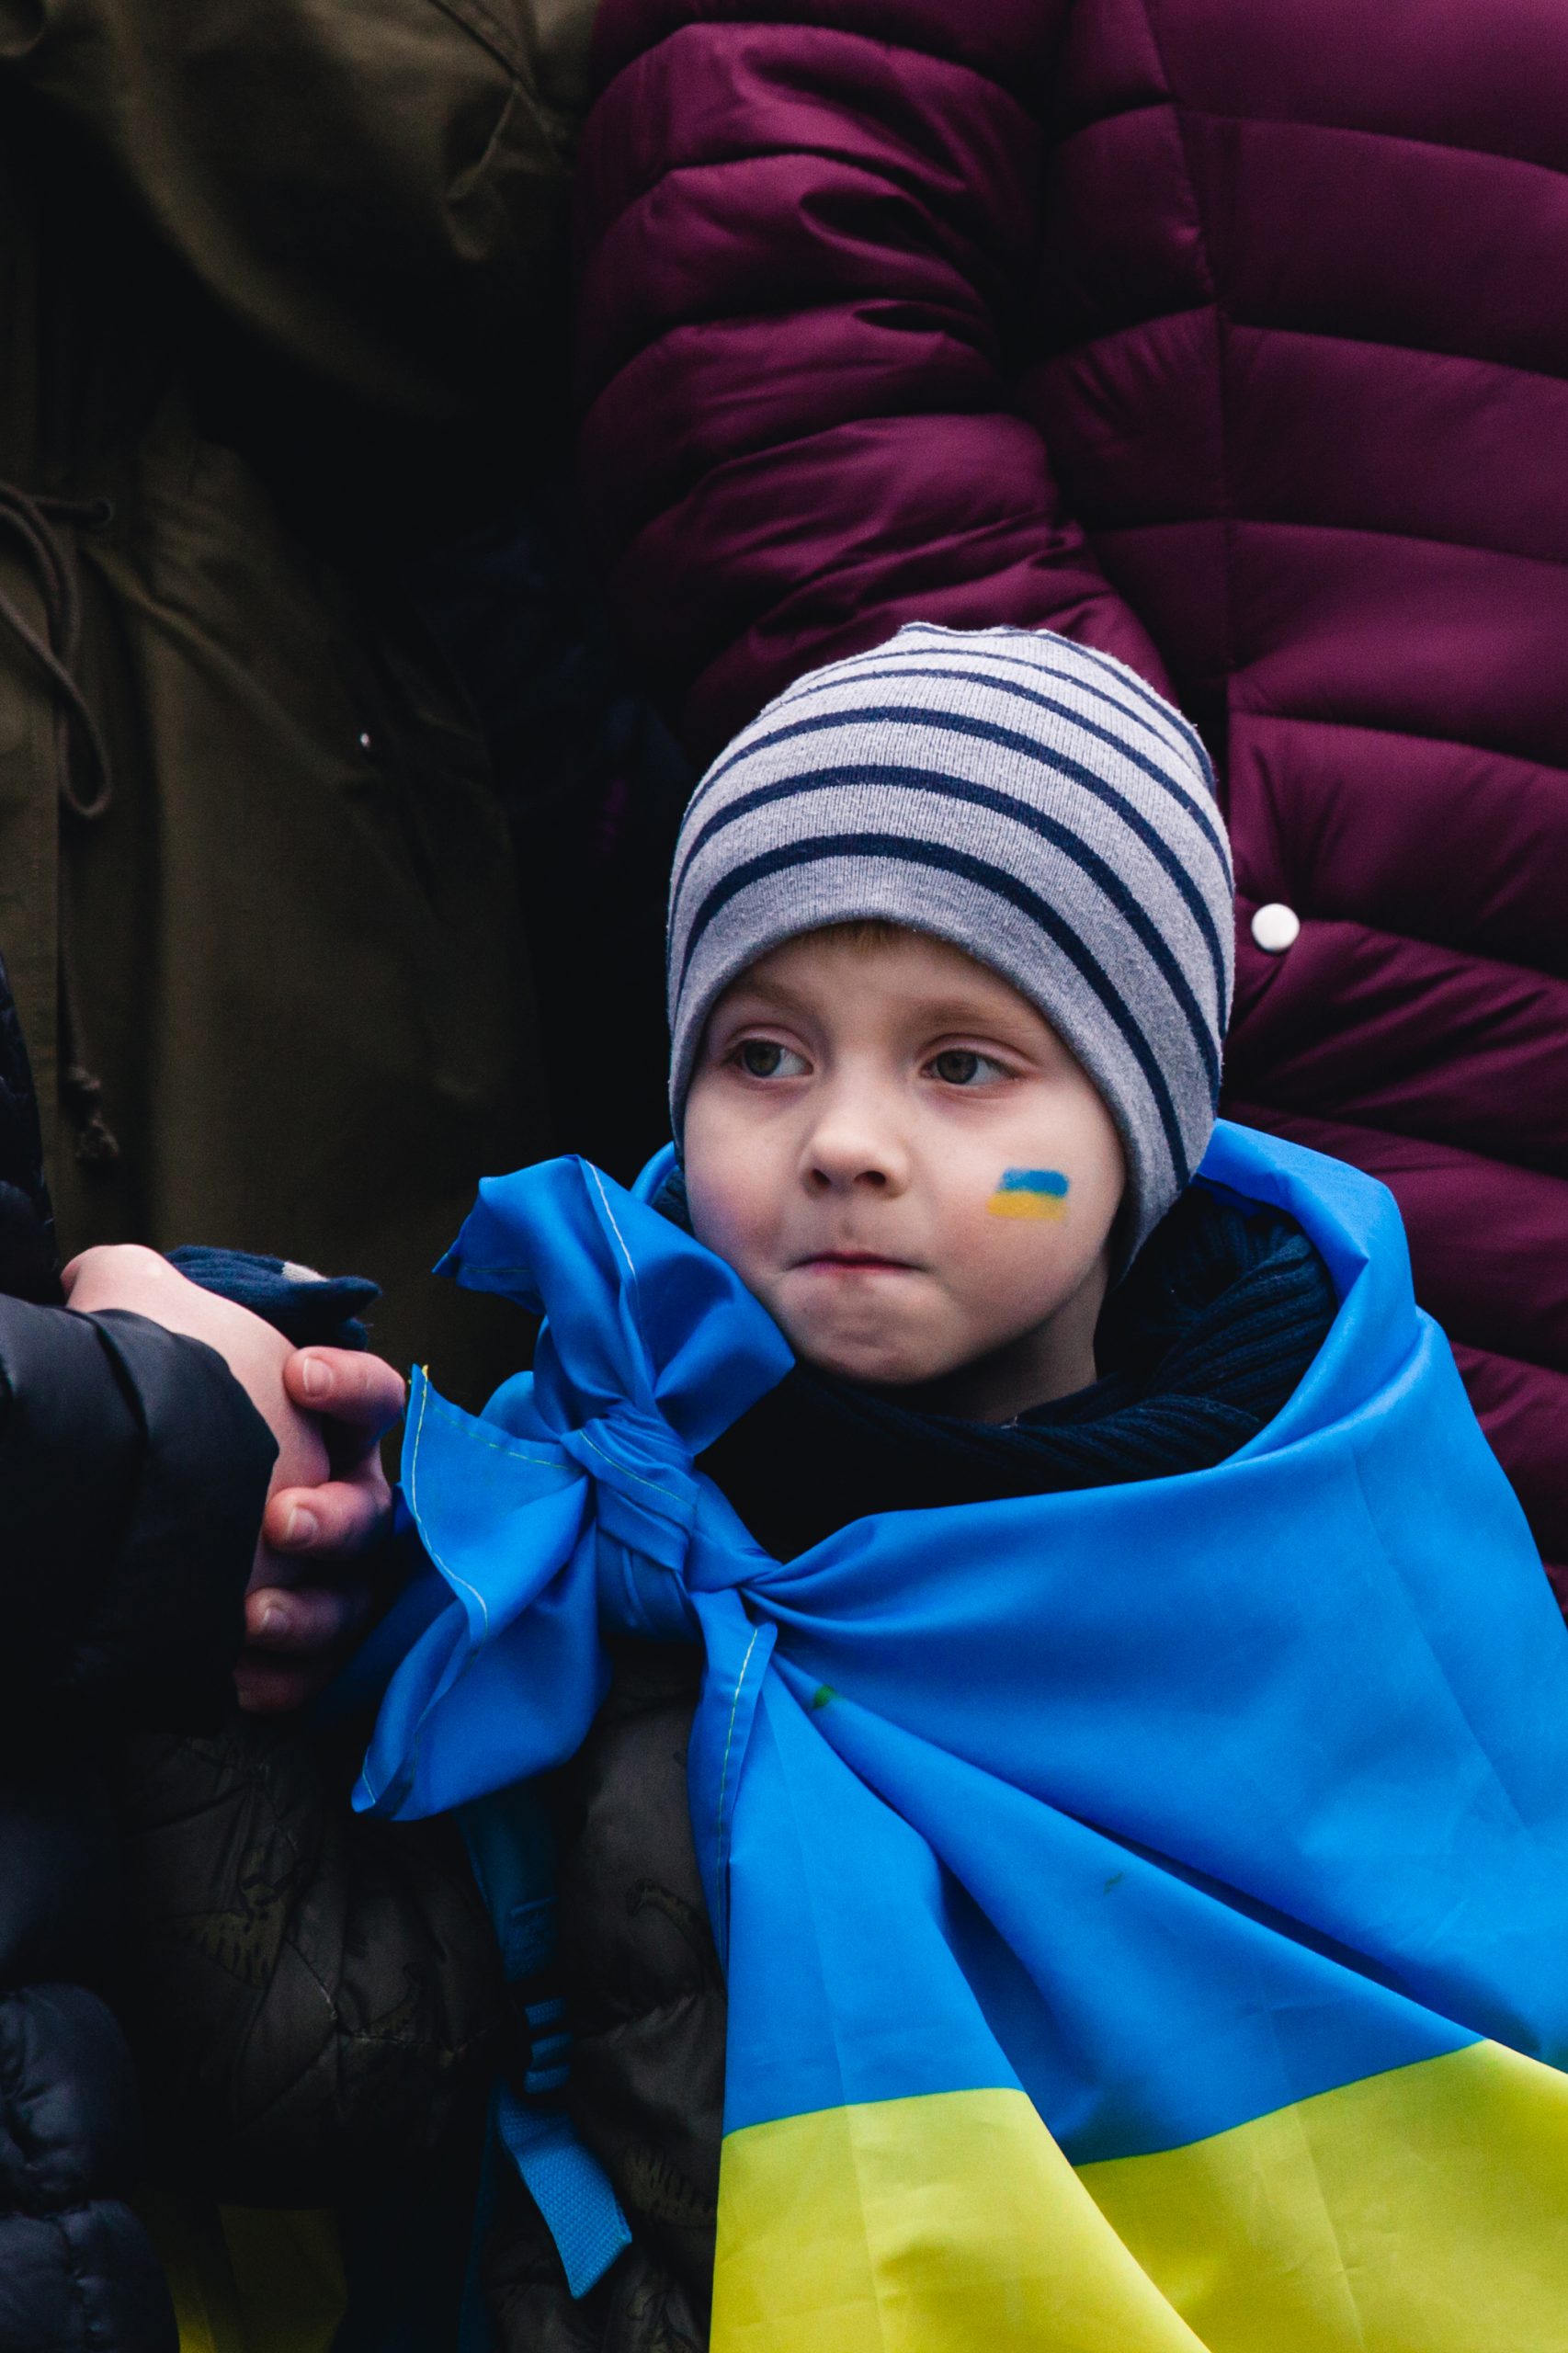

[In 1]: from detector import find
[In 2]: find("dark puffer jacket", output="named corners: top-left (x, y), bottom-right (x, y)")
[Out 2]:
top-left (0, 950), bottom-right (275, 2350)
top-left (112, 1711), bottom-right (514, 2350)
top-left (575, 0), bottom-right (1568, 1594)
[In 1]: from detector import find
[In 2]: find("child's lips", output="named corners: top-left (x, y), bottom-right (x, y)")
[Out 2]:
top-left (794, 1249), bottom-right (916, 1274)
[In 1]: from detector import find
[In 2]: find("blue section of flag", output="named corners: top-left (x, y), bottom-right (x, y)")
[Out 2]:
top-left (736, 1659), bottom-right (1473, 2158)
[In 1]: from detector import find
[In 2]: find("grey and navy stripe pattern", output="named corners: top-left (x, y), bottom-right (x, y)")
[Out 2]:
top-left (668, 623), bottom-right (1233, 1266)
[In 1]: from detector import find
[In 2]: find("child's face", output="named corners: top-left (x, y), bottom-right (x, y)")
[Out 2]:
top-left (682, 926), bottom-right (1127, 1419)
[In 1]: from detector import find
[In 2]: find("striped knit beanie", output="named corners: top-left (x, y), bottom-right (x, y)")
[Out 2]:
top-left (667, 623), bottom-right (1233, 1266)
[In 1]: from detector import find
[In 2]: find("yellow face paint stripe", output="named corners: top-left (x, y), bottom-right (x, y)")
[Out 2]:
top-left (712, 2043), bottom-right (1568, 2353)
top-left (986, 1190), bottom-right (1070, 1219)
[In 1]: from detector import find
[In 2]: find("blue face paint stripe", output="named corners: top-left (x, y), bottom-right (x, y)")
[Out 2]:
top-left (996, 1170), bottom-right (1070, 1197)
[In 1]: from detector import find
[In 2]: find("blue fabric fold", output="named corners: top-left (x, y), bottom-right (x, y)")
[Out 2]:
top-left (355, 1155), bottom-right (791, 1926)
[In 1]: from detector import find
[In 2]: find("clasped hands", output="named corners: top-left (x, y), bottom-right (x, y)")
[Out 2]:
top-left (62, 1245), bottom-right (406, 1712)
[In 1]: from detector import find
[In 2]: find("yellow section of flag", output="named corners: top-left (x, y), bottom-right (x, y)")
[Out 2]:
top-left (140, 2194), bottom-right (347, 2353)
top-left (715, 2086), bottom-right (1201, 2353)
top-left (1083, 2038), bottom-right (1568, 2349)
top-left (713, 2042), bottom-right (1568, 2352)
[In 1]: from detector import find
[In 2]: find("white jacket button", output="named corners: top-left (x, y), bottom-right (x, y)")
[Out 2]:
top-left (1251, 902), bottom-right (1301, 954)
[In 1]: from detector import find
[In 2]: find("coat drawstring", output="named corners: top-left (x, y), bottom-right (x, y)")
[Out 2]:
top-left (0, 484), bottom-right (119, 1163)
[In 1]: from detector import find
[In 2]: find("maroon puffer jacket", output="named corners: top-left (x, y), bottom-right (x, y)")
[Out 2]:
top-left (576, 0), bottom-right (1568, 1597)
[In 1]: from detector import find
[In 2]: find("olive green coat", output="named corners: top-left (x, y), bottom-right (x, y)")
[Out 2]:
top-left (0, 0), bottom-right (595, 1393)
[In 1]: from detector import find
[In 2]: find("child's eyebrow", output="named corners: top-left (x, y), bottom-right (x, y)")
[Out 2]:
top-left (716, 981), bottom-right (812, 1021)
top-left (909, 997), bottom-right (1022, 1028)
top-left (901, 995), bottom-right (1042, 1040)
top-left (723, 989), bottom-right (1028, 1034)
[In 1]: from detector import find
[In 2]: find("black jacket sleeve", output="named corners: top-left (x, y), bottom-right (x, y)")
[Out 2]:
top-left (112, 1715), bottom-right (511, 2205)
top-left (0, 1299), bottom-right (275, 1727)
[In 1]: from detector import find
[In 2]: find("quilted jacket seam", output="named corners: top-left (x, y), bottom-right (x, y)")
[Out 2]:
top-left (1229, 874), bottom-right (1568, 975)
top-left (591, 145), bottom-right (1030, 294)
top-left (1225, 707), bottom-right (1568, 774)
top-left (1220, 1097), bottom-right (1568, 1225)
top-left (595, 347), bottom-right (1012, 463)
top-left (585, 299), bottom-right (1001, 423)
top-left (1263, 1096), bottom-right (1568, 1195)
top-left (1040, 310), bottom-right (1568, 398)
top-left (1445, 1335), bottom-right (1568, 1387)
top-left (1051, 89), bottom-right (1568, 187)
top-left (1176, 100), bottom-right (1568, 188)
top-left (1244, 917), bottom-right (1568, 1006)
top-left (608, 405), bottom-right (1063, 577)
top-left (1052, 94), bottom-right (1196, 145)
top-left (0, 2193), bottom-right (107, 2224)
top-left (1093, 509), bottom-right (1568, 576)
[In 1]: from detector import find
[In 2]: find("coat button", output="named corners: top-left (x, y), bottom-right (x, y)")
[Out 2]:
top-left (1251, 902), bottom-right (1301, 954)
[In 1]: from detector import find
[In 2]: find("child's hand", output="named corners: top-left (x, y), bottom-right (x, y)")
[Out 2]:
top-left (237, 1347), bottom-right (406, 1713)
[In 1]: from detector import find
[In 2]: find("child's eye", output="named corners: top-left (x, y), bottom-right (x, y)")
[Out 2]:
top-left (735, 1039), bottom-right (808, 1080)
top-left (929, 1048), bottom-right (1009, 1086)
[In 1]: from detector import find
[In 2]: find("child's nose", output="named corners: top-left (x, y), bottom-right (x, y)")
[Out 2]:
top-left (806, 1155), bottom-right (891, 1194)
top-left (801, 1094), bottom-right (909, 1195)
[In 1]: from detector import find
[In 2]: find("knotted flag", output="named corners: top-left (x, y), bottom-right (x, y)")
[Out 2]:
top-left (357, 1124), bottom-right (1568, 2350)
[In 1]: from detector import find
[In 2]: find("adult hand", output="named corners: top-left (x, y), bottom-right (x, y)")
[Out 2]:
top-left (62, 1250), bottom-right (406, 1712)
top-left (61, 1245), bottom-right (327, 1493)
top-left (237, 1347), bottom-right (406, 1714)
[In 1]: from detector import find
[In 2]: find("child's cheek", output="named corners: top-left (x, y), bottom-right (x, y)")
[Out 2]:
top-left (961, 1163), bottom-right (1083, 1315)
top-left (952, 1165), bottom-right (1062, 1284)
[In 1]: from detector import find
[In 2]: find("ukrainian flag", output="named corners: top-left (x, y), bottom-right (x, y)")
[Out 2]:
top-left (357, 1127), bottom-right (1568, 2350)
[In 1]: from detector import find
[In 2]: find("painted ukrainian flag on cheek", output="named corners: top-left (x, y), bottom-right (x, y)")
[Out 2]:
top-left (987, 1166), bottom-right (1071, 1219)
top-left (357, 1128), bottom-right (1568, 2353)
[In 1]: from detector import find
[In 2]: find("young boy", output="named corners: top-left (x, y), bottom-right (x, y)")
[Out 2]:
top-left (220, 629), bottom-right (1568, 2349)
